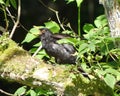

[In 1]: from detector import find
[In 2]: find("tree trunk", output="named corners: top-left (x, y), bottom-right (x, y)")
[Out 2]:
top-left (99, 0), bottom-right (120, 37)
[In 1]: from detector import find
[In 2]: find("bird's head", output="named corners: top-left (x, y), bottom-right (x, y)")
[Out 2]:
top-left (39, 28), bottom-right (54, 44)
top-left (39, 28), bottom-right (52, 36)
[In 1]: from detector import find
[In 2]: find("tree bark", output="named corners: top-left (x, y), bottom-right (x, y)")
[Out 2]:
top-left (99, 0), bottom-right (120, 37)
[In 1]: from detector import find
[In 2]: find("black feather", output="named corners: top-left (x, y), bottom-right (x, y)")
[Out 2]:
top-left (39, 28), bottom-right (77, 64)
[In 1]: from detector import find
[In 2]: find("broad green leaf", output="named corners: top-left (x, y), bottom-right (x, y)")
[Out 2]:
top-left (0, 0), bottom-right (5, 4)
top-left (78, 43), bottom-right (88, 55)
top-left (22, 33), bottom-right (37, 43)
top-left (96, 69), bottom-right (106, 76)
top-left (57, 38), bottom-right (79, 46)
top-left (76, 0), bottom-right (83, 7)
top-left (83, 29), bottom-right (96, 40)
top-left (44, 21), bottom-right (60, 33)
top-left (5, 0), bottom-right (10, 6)
top-left (94, 15), bottom-right (107, 28)
top-left (88, 43), bottom-right (95, 52)
top-left (94, 20), bottom-right (102, 28)
top-left (37, 50), bottom-right (49, 59)
top-left (104, 74), bottom-right (116, 89)
top-left (22, 27), bottom-right (41, 43)
top-left (10, 0), bottom-right (17, 9)
top-left (29, 26), bottom-right (41, 35)
top-left (33, 42), bottom-right (41, 47)
top-left (30, 90), bottom-right (37, 96)
top-left (83, 24), bottom-right (94, 33)
top-left (105, 68), bottom-right (120, 80)
top-left (29, 48), bottom-right (38, 53)
top-left (14, 86), bottom-right (27, 96)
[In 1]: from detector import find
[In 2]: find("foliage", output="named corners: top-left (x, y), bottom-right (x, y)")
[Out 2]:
top-left (14, 86), bottom-right (55, 96)
top-left (0, 0), bottom-right (17, 9)
top-left (22, 14), bottom-right (120, 95)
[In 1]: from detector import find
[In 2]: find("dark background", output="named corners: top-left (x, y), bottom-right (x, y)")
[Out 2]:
top-left (11, 0), bottom-right (104, 43)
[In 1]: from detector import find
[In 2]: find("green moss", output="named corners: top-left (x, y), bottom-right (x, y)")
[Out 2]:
top-left (0, 36), bottom-right (38, 75)
top-left (0, 38), bottom-right (27, 64)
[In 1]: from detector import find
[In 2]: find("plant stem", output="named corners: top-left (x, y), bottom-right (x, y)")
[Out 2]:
top-left (2, 5), bottom-right (8, 31)
top-left (9, 0), bottom-right (21, 38)
top-left (78, 5), bottom-right (81, 37)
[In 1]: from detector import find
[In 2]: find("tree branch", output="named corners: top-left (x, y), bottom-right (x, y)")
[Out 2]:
top-left (0, 36), bottom-right (112, 96)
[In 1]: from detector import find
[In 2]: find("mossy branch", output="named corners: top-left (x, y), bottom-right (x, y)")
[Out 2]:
top-left (0, 35), bottom-right (113, 96)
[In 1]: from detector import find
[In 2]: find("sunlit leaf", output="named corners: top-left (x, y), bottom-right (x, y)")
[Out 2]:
top-left (105, 68), bottom-right (120, 81)
top-left (44, 21), bottom-right (60, 33)
top-left (104, 74), bottom-right (116, 89)
top-left (14, 86), bottom-right (27, 96)
top-left (10, 0), bottom-right (17, 9)
top-left (0, 0), bottom-right (5, 4)
top-left (83, 24), bottom-right (94, 33)
top-left (22, 33), bottom-right (36, 43)
top-left (57, 37), bottom-right (79, 46)
top-left (22, 26), bottom-right (41, 43)
top-left (30, 90), bottom-right (37, 96)
top-left (94, 15), bottom-right (108, 28)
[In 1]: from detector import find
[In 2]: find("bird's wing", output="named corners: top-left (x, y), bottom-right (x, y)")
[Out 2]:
top-left (52, 34), bottom-right (72, 40)
top-left (62, 44), bottom-right (76, 54)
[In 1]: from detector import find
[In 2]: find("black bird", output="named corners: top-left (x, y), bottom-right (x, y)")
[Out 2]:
top-left (39, 28), bottom-right (90, 79)
top-left (39, 28), bottom-right (77, 64)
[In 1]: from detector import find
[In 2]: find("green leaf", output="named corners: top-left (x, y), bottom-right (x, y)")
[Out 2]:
top-left (57, 37), bottom-right (79, 46)
top-left (88, 42), bottom-right (95, 52)
top-left (44, 21), bottom-right (60, 33)
top-left (83, 24), bottom-right (94, 33)
top-left (33, 42), bottom-right (41, 47)
top-left (0, 0), bottom-right (5, 4)
top-left (83, 29), bottom-right (97, 40)
top-left (104, 74), bottom-right (116, 89)
top-left (22, 33), bottom-right (37, 43)
top-left (30, 90), bottom-right (37, 96)
top-left (94, 15), bottom-right (108, 28)
top-left (29, 26), bottom-right (41, 35)
top-left (5, 0), bottom-right (10, 6)
top-left (10, 0), bottom-right (17, 9)
top-left (14, 86), bottom-right (27, 96)
top-left (76, 0), bottom-right (83, 7)
top-left (78, 43), bottom-right (88, 55)
top-left (22, 27), bottom-right (41, 43)
top-left (36, 50), bottom-right (49, 59)
top-left (105, 68), bottom-right (120, 80)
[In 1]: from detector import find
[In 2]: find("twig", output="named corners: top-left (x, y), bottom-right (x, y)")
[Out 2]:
top-left (2, 5), bottom-right (9, 31)
top-left (0, 89), bottom-right (13, 96)
top-left (32, 45), bottom-right (43, 57)
top-left (38, 0), bottom-right (65, 30)
top-left (6, 7), bottom-right (15, 24)
top-left (9, 0), bottom-right (21, 38)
